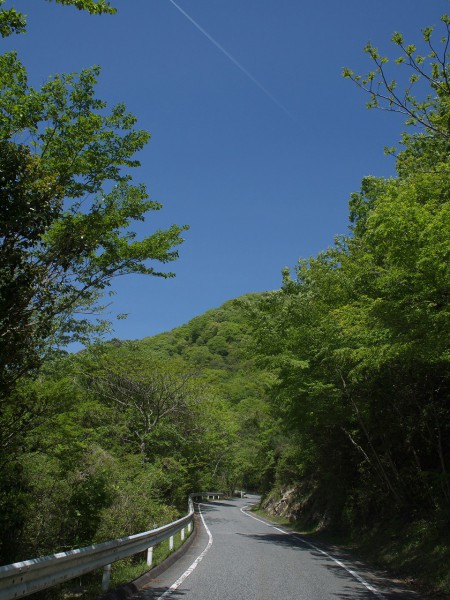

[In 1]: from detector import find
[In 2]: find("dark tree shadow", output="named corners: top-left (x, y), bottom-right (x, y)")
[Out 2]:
top-left (198, 499), bottom-right (240, 508)
top-left (236, 532), bottom-right (421, 600)
top-left (131, 584), bottom-right (186, 599)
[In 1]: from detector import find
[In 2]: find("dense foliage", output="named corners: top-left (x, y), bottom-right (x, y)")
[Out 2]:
top-left (138, 296), bottom-right (276, 491)
top-left (0, 1), bottom-right (186, 564)
top-left (0, 298), bottom-right (273, 563)
top-left (246, 16), bottom-right (450, 533)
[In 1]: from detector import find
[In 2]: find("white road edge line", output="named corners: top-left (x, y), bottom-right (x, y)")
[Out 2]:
top-left (240, 506), bottom-right (386, 600)
top-left (157, 504), bottom-right (213, 599)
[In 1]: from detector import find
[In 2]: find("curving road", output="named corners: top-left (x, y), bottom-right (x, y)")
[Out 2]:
top-left (132, 496), bottom-right (420, 600)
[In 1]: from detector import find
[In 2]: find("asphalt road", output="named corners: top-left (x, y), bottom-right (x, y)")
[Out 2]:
top-left (132, 496), bottom-right (421, 600)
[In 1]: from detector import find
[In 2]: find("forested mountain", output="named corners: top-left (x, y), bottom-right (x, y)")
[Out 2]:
top-left (138, 295), bottom-right (273, 400)
top-left (0, 295), bottom-right (275, 564)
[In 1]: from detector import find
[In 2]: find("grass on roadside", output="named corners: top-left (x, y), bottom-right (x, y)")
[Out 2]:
top-left (47, 525), bottom-right (192, 600)
top-left (109, 526), bottom-right (192, 591)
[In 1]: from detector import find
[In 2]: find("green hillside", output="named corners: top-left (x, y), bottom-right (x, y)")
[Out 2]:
top-left (137, 294), bottom-right (273, 400)
top-left (1, 289), bottom-right (449, 595)
top-left (0, 294), bottom-right (275, 566)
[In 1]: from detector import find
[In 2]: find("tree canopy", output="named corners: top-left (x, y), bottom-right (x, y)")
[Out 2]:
top-left (0, 58), bottom-right (187, 401)
top-left (0, 0), bottom-right (116, 38)
top-left (0, 7), bottom-right (187, 405)
top-left (246, 13), bottom-right (450, 529)
top-left (0, 0), bottom-right (187, 563)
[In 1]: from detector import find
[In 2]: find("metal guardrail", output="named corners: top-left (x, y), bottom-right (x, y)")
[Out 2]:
top-left (0, 493), bottom-right (213, 600)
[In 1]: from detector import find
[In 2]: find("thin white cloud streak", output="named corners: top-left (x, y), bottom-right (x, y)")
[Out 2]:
top-left (166, 0), bottom-right (298, 123)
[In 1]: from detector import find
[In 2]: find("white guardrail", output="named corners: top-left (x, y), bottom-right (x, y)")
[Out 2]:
top-left (0, 492), bottom-right (224, 600)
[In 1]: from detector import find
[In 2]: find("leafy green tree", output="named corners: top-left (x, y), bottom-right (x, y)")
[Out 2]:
top-left (0, 0), bottom-right (116, 37)
top-left (247, 12), bottom-right (450, 530)
top-left (343, 13), bottom-right (450, 141)
top-left (0, 0), bottom-right (188, 563)
top-left (0, 0), bottom-right (186, 421)
top-left (82, 350), bottom-right (204, 459)
top-left (0, 55), bottom-right (187, 435)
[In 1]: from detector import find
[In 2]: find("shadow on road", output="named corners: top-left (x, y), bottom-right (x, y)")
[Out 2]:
top-left (236, 532), bottom-right (420, 600)
top-left (198, 500), bottom-right (240, 509)
top-left (132, 584), bottom-right (186, 599)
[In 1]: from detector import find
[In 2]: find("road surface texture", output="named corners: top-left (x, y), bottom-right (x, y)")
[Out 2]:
top-left (131, 496), bottom-right (421, 600)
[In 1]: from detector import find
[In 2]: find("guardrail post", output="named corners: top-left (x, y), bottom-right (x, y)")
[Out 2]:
top-left (188, 521), bottom-right (192, 533)
top-left (102, 564), bottom-right (112, 592)
top-left (147, 546), bottom-right (153, 567)
top-left (181, 527), bottom-right (185, 541)
top-left (169, 536), bottom-right (174, 551)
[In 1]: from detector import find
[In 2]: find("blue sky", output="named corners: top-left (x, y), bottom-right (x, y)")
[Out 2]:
top-left (4, 0), bottom-right (448, 341)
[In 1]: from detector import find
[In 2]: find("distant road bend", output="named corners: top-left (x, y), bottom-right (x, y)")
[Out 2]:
top-left (132, 495), bottom-right (420, 600)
